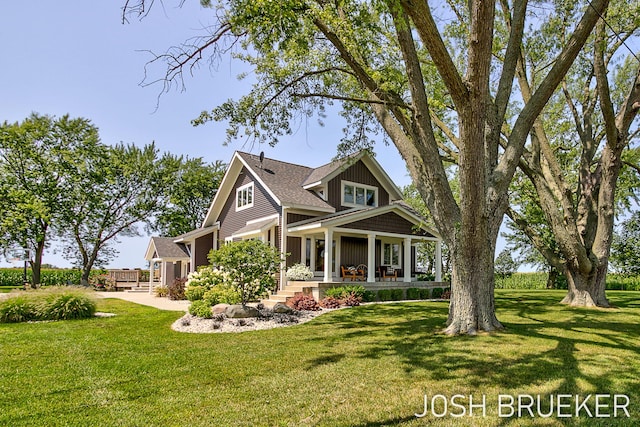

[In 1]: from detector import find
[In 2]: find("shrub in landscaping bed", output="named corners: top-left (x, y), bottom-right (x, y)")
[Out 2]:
top-left (202, 284), bottom-right (241, 306)
top-left (343, 294), bottom-right (361, 306)
top-left (390, 289), bottom-right (404, 301)
top-left (377, 289), bottom-right (392, 301)
top-left (153, 285), bottom-right (169, 297)
top-left (406, 288), bottom-right (421, 300)
top-left (319, 296), bottom-right (341, 309)
top-left (286, 294), bottom-right (320, 311)
top-left (189, 300), bottom-right (213, 318)
top-left (432, 287), bottom-right (444, 299)
top-left (362, 290), bottom-right (376, 302)
top-left (419, 288), bottom-right (431, 299)
top-left (168, 278), bottom-right (187, 300)
top-left (441, 288), bottom-right (451, 299)
top-left (185, 285), bottom-right (206, 301)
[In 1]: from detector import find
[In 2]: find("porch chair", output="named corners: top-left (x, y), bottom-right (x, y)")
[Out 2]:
top-left (341, 265), bottom-right (361, 281)
top-left (379, 266), bottom-right (398, 281)
top-left (356, 264), bottom-right (368, 281)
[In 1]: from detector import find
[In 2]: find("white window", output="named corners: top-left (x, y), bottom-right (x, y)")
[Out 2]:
top-left (383, 243), bottom-right (401, 267)
top-left (341, 181), bottom-right (377, 208)
top-left (236, 182), bottom-right (254, 211)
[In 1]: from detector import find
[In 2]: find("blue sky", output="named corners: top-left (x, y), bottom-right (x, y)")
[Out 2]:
top-left (0, 1), bottom-right (414, 268)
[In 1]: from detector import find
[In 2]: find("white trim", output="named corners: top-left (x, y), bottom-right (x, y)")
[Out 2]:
top-left (246, 213), bottom-right (279, 224)
top-left (235, 182), bottom-right (254, 212)
top-left (341, 180), bottom-right (378, 208)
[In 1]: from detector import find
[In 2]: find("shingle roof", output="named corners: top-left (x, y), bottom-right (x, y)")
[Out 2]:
top-left (150, 237), bottom-right (190, 259)
top-left (236, 152), bottom-right (334, 211)
top-left (302, 152), bottom-right (360, 187)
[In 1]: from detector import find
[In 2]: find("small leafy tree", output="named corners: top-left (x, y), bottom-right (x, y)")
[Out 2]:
top-left (611, 211), bottom-right (640, 275)
top-left (494, 249), bottom-right (518, 278)
top-left (208, 240), bottom-right (282, 306)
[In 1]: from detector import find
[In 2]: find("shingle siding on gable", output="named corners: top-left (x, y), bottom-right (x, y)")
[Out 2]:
top-left (218, 167), bottom-right (280, 241)
top-left (327, 160), bottom-right (390, 211)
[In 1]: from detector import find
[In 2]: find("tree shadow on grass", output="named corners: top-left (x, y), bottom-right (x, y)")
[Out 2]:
top-left (302, 293), bottom-right (640, 425)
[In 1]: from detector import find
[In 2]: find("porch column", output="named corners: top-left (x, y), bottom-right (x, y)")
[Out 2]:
top-left (323, 228), bottom-right (333, 282)
top-left (435, 240), bottom-right (443, 282)
top-left (403, 237), bottom-right (412, 283)
top-left (280, 208), bottom-right (288, 290)
top-left (367, 233), bottom-right (376, 282)
top-left (310, 236), bottom-right (316, 270)
top-left (148, 261), bottom-right (155, 294)
top-left (189, 243), bottom-right (196, 274)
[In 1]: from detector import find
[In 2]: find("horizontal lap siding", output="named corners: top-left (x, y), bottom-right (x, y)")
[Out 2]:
top-left (346, 212), bottom-right (433, 237)
top-left (327, 160), bottom-right (389, 211)
top-left (218, 167), bottom-right (280, 241)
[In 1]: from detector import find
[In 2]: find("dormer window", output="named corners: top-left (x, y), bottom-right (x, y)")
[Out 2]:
top-left (236, 182), bottom-right (254, 211)
top-left (342, 180), bottom-right (377, 208)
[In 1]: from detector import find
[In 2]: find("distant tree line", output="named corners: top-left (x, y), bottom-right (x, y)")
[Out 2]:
top-left (0, 113), bottom-right (225, 286)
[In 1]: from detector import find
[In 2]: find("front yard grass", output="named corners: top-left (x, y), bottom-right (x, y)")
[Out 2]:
top-left (1, 290), bottom-right (639, 426)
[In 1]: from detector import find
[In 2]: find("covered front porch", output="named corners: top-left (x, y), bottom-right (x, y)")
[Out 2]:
top-left (284, 204), bottom-right (443, 287)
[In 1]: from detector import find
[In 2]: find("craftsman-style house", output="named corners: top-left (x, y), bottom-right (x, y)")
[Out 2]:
top-left (145, 150), bottom-right (443, 294)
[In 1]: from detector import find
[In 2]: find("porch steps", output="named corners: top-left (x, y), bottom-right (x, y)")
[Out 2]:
top-left (261, 282), bottom-right (318, 308)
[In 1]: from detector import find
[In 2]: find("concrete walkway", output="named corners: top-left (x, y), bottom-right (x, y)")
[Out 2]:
top-left (96, 291), bottom-right (190, 311)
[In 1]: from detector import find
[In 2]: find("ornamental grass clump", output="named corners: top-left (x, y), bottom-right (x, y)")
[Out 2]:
top-left (0, 287), bottom-right (96, 323)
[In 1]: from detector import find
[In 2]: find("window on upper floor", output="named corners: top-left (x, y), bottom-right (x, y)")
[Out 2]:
top-left (342, 180), bottom-right (377, 208)
top-left (236, 182), bottom-right (254, 211)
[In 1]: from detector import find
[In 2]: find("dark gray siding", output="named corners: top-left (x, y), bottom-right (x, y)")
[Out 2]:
top-left (327, 160), bottom-right (390, 211)
top-left (195, 233), bottom-right (214, 269)
top-left (286, 236), bottom-right (302, 267)
top-left (218, 167), bottom-right (280, 241)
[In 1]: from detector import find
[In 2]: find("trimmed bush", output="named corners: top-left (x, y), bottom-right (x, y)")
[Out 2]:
top-left (432, 287), bottom-right (444, 299)
top-left (362, 290), bottom-right (376, 302)
top-left (0, 296), bottom-right (38, 323)
top-left (185, 285), bottom-right (206, 301)
top-left (390, 289), bottom-right (403, 301)
top-left (377, 289), bottom-right (392, 301)
top-left (189, 300), bottom-right (213, 318)
top-left (441, 288), bottom-right (451, 300)
top-left (419, 288), bottom-right (431, 299)
top-left (286, 294), bottom-right (320, 311)
top-left (168, 278), bottom-right (187, 300)
top-left (406, 288), bottom-right (421, 300)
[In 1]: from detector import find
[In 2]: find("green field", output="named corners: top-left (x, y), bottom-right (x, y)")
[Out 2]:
top-left (1, 290), bottom-right (638, 426)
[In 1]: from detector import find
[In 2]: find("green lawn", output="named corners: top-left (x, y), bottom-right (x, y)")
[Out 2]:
top-left (1, 290), bottom-right (638, 426)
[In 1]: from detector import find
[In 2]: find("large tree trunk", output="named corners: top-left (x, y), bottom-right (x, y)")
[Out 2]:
top-left (446, 238), bottom-right (503, 335)
top-left (30, 238), bottom-right (46, 288)
top-left (561, 262), bottom-right (610, 307)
